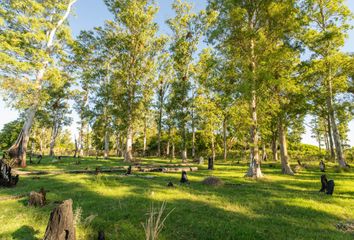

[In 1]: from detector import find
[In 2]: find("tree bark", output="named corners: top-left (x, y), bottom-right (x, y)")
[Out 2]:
top-left (278, 116), bottom-right (294, 175)
top-left (245, 36), bottom-right (263, 178)
top-left (125, 126), bottom-right (133, 162)
top-left (104, 130), bottom-right (109, 159)
top-left (223, 117), bottom-right (227, 161)
top-left (211, 135), bottom-right (216, 162)
top-left (8, 106), bottom-right (36, 168)
top-left (327, 115), bottom-right (335, 160)
top-left (143, 116), bottom-right (147, 157)
top-left (157, 105), bottom-right (162, 157)
top-left (271, 131), bottom-right (278, 161)
top-left (43, 199), bottom-right (76, 240)
top-left (49, 119), bottom-right (59, 157)
top-left (116, 132), bottom-right (121, 157)
top-left (326, 76), bottom-right (347, 167)
top-left (172, 142), bottom-right (175, 159)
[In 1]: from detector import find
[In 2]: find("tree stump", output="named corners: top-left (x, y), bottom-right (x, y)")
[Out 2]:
top-left (208, 157), bottom-right (214, 170)
top-left (0, 159), bottom-right (19, 187)
top-left (43, 199), bottom-right (76, 240)
top-left (28, 188), bottom-right (47, 207)
top-left (180, 171), bottom-right (189, 184)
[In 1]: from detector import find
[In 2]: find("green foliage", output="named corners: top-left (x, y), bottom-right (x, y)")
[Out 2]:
top-left (0, 118), bottom-right (23, 150)
top-left (0, 0), bottom-right (76, 110)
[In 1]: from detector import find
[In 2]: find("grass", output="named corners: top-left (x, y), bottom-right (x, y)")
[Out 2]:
top-left (0, 156), bottom-right (353, 239)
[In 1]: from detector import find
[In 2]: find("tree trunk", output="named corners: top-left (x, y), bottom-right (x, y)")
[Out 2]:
top-left (223, 117), bottom-right (227, 161)
top-left (104, 130), bottom-right (109, 159)
top-left (271, 132), bottom-right (278, 161)
top-left (166, 139), bottom-right (170, 157)
top-left (211, 135), bottom-right (216, 162)
top-left (116, 132), bottom-right (121, 157)
top-left (181, 127), bottom-right (187, 163)
top-left (49, 121), bottom-right (59, 157)
top-left (327, 115), bottom-right (335, 160)
top-left (182, 149), bottom-right (187, 163)
top-left (192, 126), bottom-right (195, 160)
top-left (8, 106), bottom-right (37, 168)
top-left (43, 199), bottom-right (76, 240)
top-left (157, 108), bottom-right (162, 157)
top-left (245, 37), bottom-right (263, 178)
top-left (261, 143), bottom-right (267, 162)
top-left (278, 116), bottom-right (294, 175)
top-left (143, 117), bottom-right (147, 157)
top-left (326, 79), bottom-right (347, 167)
top-left (125, 126), bottom-right (133, 162)
top-left (40, 128), bottom-right (45, 156)
top-left (73, 138), bottom-right (78, 158)
top-left (192, 113), bottom-right (195, 160)
top-left (172, 142), bottom-right (175, 159)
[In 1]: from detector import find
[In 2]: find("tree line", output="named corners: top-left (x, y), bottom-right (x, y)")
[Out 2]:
top-left (0, 0), bottom-right (353, 178)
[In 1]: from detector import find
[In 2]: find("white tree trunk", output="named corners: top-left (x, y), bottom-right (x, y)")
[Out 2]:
top-left (278, 117), bottom-right (294, 175)
top-left (245, 37), bottom-right (263, 178)
top-left (104, 130), bottom-right (109, 159)
top-left (223, 117), bottom-right (227, 161)
top-left (125, 126), bottom-right (133, 162)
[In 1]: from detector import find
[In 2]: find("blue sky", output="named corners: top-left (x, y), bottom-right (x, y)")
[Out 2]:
top-left (0, 0), bottom-right (353, 146)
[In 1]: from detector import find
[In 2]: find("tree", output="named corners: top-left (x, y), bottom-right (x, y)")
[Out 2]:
top-left (167, 0), bottom-right (207, 162)
top-left (0, 0), bottom-right (77, 167)
top-left (301, 0), bottom-right (353, 167)
top-left (104, 0), bottom-right (164, 162)
top-left (155, 53), bottom-right (173, 157)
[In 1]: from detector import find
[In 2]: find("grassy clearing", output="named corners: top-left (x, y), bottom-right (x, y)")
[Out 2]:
top-left (0, 157), bottom-right (353, 239)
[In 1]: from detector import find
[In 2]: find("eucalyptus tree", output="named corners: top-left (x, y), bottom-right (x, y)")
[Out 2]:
top-left (208, 0), bottom-right (290, 178)
top-left (301, 0), bottom-right (353, 167)
top-left (0, 0), bottom-right (77, 167)
top-left (195, 49), bottom-right (223, 162)
top-left (155, 52), bottom-right (173, 157)
top-left (45, 79), bottom-right (72, 157)
top-left (72, 30), bottom-right (99, 157)
top-left (104, 0), bottom-right (163, 162)
top-left (167, 0), bottom-right (208, 162)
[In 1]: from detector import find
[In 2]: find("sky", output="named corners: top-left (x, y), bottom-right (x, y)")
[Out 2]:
top-left (0, 0), bottom-right (353, 147)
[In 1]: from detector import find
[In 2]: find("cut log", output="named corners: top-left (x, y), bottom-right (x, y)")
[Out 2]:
top-left (14, 166), bottom-right (199, 176)
top-left (43, 199), bottom-right (76, 240)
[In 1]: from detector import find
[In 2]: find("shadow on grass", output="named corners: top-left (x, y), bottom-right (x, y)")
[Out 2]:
top-left (11, 225), bottom-right (39, 240)
top-left (0, 163), bottom-right (353, 239)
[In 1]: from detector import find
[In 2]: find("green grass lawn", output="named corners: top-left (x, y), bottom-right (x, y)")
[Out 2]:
top-left (0, 156), bottom-right (353, 239)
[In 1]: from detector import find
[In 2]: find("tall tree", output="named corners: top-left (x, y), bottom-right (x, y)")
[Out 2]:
top-left (0, 0), bottom-right (77, 167)
top-left (301, 0), bottom-right (353, 167)
top-left (104, 0), bottom-right (163, 162)
top-left (167, 0), bottom-right (206, 162)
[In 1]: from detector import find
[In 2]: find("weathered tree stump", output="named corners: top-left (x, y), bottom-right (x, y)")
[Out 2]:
top-left (43, 199), bottom-right (76, 240)
top-left (28, 188), bottom-right (47, 207)
top-left (0, 159), bottom-right (19, 187)
top-left (126, 165), bottom-right (132, 175)
top-left (208, 157), bottom-right (214, 170)
top-left (180, 171), bottom-right (189, 184)
top-left (319, 174), bottom-right (334, 195)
